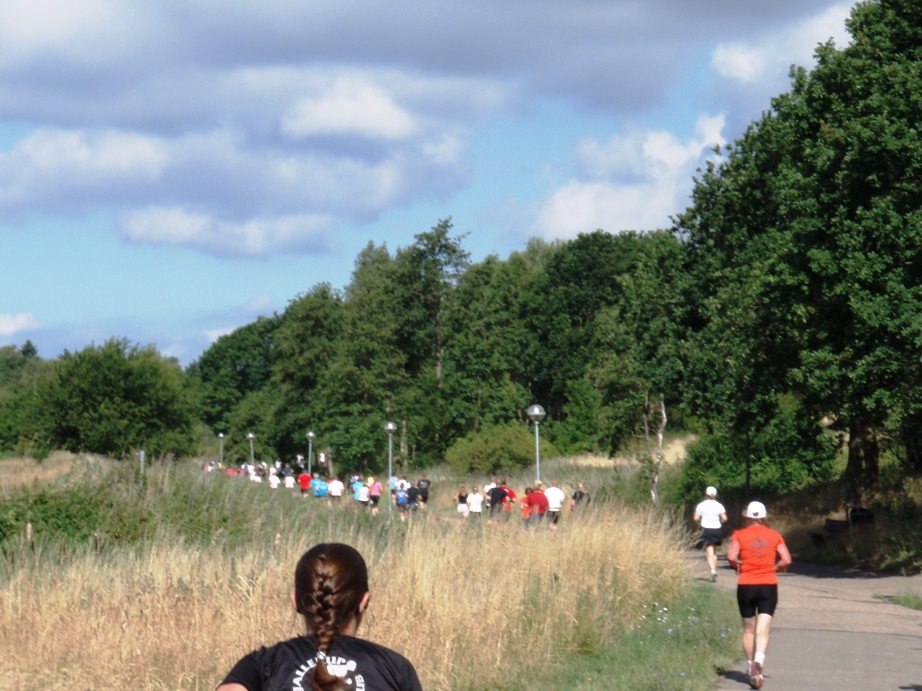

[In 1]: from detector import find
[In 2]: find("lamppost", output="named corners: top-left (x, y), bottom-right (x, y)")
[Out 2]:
top-left (385, 421), bottom-right (397, 513)
top-left (306, 431), bottom-right (315, 476)
top-left (218, 432), bottom-right (225, 467)
top-left (247, 432), bottom-right (255, 466)
top-left (527, 404), bottom-right (546, 483)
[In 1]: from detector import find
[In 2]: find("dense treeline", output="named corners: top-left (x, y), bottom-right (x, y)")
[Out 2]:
top-left (2, 0), bottom-right (920, 502)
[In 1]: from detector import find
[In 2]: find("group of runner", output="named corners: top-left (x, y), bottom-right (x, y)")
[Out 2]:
top-left (694, 486), bottom-right (792, 690)
top-left (453, 477), bottom-right (591, 527)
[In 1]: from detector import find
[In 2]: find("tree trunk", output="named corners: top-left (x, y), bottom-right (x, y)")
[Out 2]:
top-left (901, 413), bottom-right (922, 473)
top-left (846, 420), bottom-right (879, 503)
top-left (653, 395), bottom-right (667, 502)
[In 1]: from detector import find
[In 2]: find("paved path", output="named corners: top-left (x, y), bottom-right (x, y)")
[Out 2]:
top-left (695, 556), bottom-right (922, 690)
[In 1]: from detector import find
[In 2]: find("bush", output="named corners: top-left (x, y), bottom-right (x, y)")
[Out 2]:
top-left (445, 423), bottom-right (558, 475)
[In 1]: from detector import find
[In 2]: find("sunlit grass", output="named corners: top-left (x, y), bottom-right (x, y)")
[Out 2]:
top-left (0, 455), bottom-right (735, 690)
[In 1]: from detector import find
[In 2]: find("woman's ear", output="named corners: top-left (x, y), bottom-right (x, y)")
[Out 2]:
top-left (290, 588), bottom-right (300, 613)
top-left (358, 591), bottom-right (370, 614)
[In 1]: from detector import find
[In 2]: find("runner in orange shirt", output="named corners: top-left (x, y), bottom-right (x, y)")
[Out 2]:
top-left (726, 501), bottom-right (792, 689)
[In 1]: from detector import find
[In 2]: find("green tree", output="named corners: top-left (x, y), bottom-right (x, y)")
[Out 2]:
top-left (190, 315), bottom-right (281, 433)
top-left (40, 339), bottom-right (197, 457)
top-left (675, 0), bottom-right (922, 500)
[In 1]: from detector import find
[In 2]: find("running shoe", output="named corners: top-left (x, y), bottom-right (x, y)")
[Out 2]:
top-left (748, 661), bottom-right (764, 689)
top-left (709, 571), bottom-right (718, 582)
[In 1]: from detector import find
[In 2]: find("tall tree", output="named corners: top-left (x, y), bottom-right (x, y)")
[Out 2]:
top-left (676, 0), bottom-right (922, 500)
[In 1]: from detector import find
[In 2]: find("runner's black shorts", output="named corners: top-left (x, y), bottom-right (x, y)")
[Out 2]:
top-left (736, 584), bottom-right (778, 618)
top-left (701, 527), bottom-right (723, 547)
top-left (548, 510), bottom-right (560, 524)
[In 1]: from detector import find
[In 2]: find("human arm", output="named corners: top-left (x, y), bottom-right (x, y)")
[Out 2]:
top-left (726, 538), bottom-right (741, 573)
top-left (776, 541), bottom-right (792, 572)
top-left (719, 511), bottom-right (728, 524)
top-left (216, 685), bottom-right (248, 691)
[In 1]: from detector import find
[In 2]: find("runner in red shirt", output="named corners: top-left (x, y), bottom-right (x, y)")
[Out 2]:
top-left (297, 470), bottom-right (311, 495)
top-left (500, 480), bottom-right (516, 519)
top-left (726, 501), bottom-right (792, 689)
top-left (523, 486), bottom-right (548, 525)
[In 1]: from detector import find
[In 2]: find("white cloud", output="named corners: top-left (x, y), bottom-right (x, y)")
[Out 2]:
top-left (0, 312), bottom-right (39, 336)
top-left (202, 327), bottom-right (235, 343)
top-left (0, 128), bottom-right (168, 209)
top-left (282, 77), bottom-right (417, 140)
top-left (119, 206), bottom-right (336, 257)
top-left (0, 0), bottom-right (117, 63)
top-left (711, 2), bottom-right (852, 85)
top-left (535, 114), bottom-right (725, 238)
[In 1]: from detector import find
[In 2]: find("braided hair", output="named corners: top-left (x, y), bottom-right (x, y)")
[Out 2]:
top-left (294, 544), bottom-right (369, 691)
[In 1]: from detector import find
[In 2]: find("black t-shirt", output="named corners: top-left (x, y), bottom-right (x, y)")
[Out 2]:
top-left (407, 487), bottom-right (420, 503)
top-left (417, 479), bottom-right (430, 494)
top-left (221, 635), bottom-right (422, 691)
top-left (571, 489), bottom-right (590, 505)
top-left (488, 486), bottom-right (507, 510)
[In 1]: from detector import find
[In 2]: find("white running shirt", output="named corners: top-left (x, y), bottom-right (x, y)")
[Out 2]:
top-left (695, 499), bottom-right (726, 529)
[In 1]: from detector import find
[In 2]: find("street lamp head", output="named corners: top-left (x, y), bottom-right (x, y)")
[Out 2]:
top-left (218, 433), bottom-right (224, 439)
top-left (384, 421), bottom-right (397, 435)
top-left (306, 431), bottom-right (316, 441)
top-left (527, 404), bottom-right (546, 423)
top-left (247, 433), bottom-right (255, 440)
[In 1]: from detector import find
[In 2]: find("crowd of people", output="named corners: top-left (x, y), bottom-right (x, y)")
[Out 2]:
top-left (452, 477), bottom-right (591, 528)
top-left (204, 459), bottom-right (592, 529)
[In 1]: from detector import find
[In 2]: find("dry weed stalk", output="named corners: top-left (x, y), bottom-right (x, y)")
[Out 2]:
top-left (0, 505), bottom-right (687, 690)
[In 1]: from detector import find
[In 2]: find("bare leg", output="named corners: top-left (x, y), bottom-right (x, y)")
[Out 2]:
top-left (705, 544), bottom-right (718, 573)
top-left (755, 613), bottom-right (773, 658)
top-left (741, 616), bottom-right (757, 662)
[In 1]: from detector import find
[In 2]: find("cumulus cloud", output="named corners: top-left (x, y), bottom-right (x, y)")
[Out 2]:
top-left (0, 312), bottom-right (39, 336)
top-left (119, 206), bottom-right (336, 257)
top-left (0, 0), bottom-right (847, 256)
top-left (282, 77), bottom-right (416, 140)
top-left (534, 114), bottom-right (726, 238)
top-left (711, 2), bottom-right (852, 85)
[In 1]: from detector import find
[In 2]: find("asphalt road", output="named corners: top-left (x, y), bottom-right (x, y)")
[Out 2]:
top-left (697, 557), bottom-right (922, 690)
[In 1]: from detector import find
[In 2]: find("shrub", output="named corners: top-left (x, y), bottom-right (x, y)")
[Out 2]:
top-left (444, 423), bottom-right (558, 475)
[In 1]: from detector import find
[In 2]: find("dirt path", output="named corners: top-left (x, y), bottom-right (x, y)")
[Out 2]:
top-left (692, 555), bottom-right (922, 690)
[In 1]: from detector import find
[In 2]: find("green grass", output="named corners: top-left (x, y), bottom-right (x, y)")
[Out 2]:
top-left (529, 584), bottom-right (739, 691)
top-left (874, 592), bottom-right (922, 611)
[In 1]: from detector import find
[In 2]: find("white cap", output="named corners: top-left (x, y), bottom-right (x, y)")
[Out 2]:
top-left (705, 486), bottom-right (717, 497)
top-left (745, 501), bottom-right (767, 519)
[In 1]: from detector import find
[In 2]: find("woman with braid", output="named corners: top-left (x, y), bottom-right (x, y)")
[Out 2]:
top-left (217, 543), bottom-right (422, 691)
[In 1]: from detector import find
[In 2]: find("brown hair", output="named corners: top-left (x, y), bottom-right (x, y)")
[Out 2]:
top-left (294, 543), bottom-right (369, 691)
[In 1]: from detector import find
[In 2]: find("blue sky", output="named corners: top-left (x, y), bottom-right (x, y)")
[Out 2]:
top-left (0, 0), bottom-right (853, 366)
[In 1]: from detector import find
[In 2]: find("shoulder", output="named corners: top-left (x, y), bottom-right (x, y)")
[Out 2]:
top-left (336, 637), bottom-right (422, 690)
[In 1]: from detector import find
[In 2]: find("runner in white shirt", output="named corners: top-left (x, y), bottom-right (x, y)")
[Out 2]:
top-left (467, 487), bottom-right (484, 517)
top-left (694, 486), bottom-right (728, 582)
top-left (543, 480), bottom-right (566, 529)
top-left (328, 477), bottom-right (345, 502)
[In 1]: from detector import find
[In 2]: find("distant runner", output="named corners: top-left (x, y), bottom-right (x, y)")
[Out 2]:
top-left (417, 474), bottom-right (431, 509)
top-left (544, 480), bottom-right (566, 529)
top-left (693, 485), bottom-right (728, 582)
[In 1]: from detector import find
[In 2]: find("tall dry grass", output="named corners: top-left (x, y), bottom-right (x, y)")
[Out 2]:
top-left (0, 505), bottom-right (688, 690)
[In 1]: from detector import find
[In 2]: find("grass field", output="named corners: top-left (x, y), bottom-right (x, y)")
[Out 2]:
top-left (0, 455), bottom-right (737, 690)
